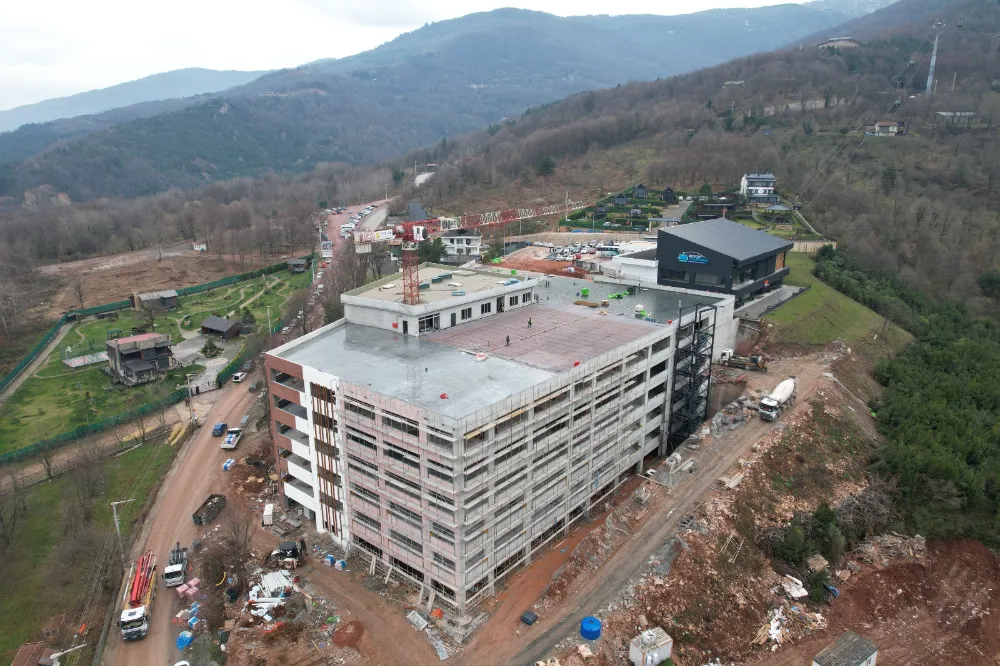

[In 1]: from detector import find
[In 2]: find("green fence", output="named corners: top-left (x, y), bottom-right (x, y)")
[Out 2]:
top-left (0, 253), bottom-right (315, 462)
top-left (0, 387), bottom-right (188, 466)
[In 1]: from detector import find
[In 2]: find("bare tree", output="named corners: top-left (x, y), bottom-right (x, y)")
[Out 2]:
top-left (73, 276), bottom-right (86, 309)
top-left (68, 444), bottom-right (104, 501)
top-left (0, 465), bottom-right (28, 550)
top-left (220, 503), bottom-right (258, 591)
top-left (0, 277), bottom-right (24, 337)
top-left (39, 450), bottom-right (56, 480)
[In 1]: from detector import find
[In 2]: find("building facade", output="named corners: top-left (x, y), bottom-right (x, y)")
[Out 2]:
top-left (655, 218), bottom-right (792, 304)
top-left (441, 229), bottom-right (483, 264)
top-left (105, 332), bottom-right (174, 386)
top-left (739, 173), bottom-right (777, 204)
top-left (265, 265), bottom-right (732, 616)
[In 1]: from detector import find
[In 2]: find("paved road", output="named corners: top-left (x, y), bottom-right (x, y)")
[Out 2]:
top-left (108, 385), bottom-right (256, 666)
top-left (735, 285), bottom-right (804, 320)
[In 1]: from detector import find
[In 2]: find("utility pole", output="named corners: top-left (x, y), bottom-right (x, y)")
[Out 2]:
top-left (111, 499), bottom-right (135, 565)
top-left (185, 373), bottom-right (196, 424)
top-left (266, 306), bottom-right (272, 338)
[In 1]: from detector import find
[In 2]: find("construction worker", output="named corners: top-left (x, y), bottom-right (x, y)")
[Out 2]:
top-left (506, 335), bottom-right (510, 346)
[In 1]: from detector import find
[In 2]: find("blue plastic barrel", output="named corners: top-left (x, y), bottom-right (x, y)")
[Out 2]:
top-left (580, 616), bottom-right (602, 640)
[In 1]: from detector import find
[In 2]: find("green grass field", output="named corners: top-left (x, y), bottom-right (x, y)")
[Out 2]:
top-left (768, 253), bottom-right (910, 349)
top-left (0, 442), bottom-right (176, 663)
top-left (0, 354), bottom-right (202, 454)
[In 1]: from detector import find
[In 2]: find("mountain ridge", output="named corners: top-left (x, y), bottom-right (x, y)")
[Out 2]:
top-left (0, 67), bottom-right (267, 133)
top-left (0, 5), bottom-right (851, 203)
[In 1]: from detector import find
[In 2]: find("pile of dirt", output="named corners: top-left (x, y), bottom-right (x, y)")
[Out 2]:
top-left (541, 481), bottom-right (654, 605)
top-left (332, 620), bottom-right (366, 648)
top-left (760, 539), bottom-right (1000, 666)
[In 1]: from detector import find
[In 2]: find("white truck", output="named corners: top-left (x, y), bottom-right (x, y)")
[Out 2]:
top-left (759, 378), bottom-right (796, 421)
top-left (119, 551), bottom-right (157, 641)
top-left (163, 542), bottom-right (189, 587)
top-left (221, 427), bottom-right (243, 450)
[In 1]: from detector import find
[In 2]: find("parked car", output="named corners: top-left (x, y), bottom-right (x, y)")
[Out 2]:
top-left (212, 423), bottom-right (227, 437)
top-left (249, 380), bottom-right (259, 391)
top-left (232, 372), bottom-right (247, 383)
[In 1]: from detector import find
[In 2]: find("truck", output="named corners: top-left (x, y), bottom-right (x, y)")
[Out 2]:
top-left (162, 542), bottom-right (189, 588)
top-left (221, 427), bottom-right (243, 450)
top-left (119, 551), bottom-right (157, 640)
top-left (192, 493), bottom-right (227, 526)
top-left (759, 378), bottom-right (796, 421)
top-left (719, 349), bottom-right (768, 372)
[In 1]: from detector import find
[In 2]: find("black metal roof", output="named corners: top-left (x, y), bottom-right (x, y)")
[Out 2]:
top-left (201, 315), bottom-right (239, 333)
top-left (658, 218), bottom-right (792, 262)
top-left (813, 632), bottom-right (877, 666)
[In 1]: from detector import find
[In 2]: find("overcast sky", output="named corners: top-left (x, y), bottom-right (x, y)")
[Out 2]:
top-left (1, 0), bottom-right (793, 110)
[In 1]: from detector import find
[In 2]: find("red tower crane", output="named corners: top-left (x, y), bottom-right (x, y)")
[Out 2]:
top-left (354, 199), bottom-right (587, 306)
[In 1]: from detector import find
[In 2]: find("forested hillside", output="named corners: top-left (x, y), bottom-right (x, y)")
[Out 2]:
top-left (413, 0), bottom-right (1000, 302)
top-left (0, 6), bottom-right (850, 203)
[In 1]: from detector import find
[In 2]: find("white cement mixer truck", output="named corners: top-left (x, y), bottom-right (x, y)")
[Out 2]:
top-left (759, 378), bottom-right (796, 421)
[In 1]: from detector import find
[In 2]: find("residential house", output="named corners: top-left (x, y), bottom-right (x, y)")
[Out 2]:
top-left (740, 173), bottom-right (778, 204)
top-left (662, 186), bottom-right (677, 204)
top-left (865, 120), bottom-right (902, 136)
top-left (812, 631), bottom-right (878, 666)
top-left (613, 193), bottom-right (629, 206)
top-left (106, 332), bottom-right (174, 386)
top-left (441, 228), bottom-right (483, 264)
top-left (593, 204), bottom-right (608, 220)
top-left (633, 184), bottom-right (649, 199)
top-left (134, 289), bottom-right (178, 311)
top-left (201, 315), bottom-right (241, 340)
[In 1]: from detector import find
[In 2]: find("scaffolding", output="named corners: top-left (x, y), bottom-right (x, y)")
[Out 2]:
top-left (668, 304), bottom-right (717, 450)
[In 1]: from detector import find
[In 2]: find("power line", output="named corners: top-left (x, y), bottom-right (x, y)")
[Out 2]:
top-left (789, 25), bottom-right (937, 205)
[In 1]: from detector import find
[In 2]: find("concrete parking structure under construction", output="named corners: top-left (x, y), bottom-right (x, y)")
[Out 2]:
top-left (265, 264), bottom-right (735, 616)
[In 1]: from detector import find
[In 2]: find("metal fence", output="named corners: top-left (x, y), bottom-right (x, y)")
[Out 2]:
top-left (0, 253), bottom-right (315, 464)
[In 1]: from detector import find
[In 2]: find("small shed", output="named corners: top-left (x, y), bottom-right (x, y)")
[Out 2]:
top-left (633, 184), bottom-right (649, 199)
top-left (11, 643), bottom-right (55, 666)
top-left (663, 186), bottom-right (677, 203)
top-left (201, 315), bottom-right (241, 340)
top-left (593, 204), bottom-right (608, 220)
top-left (630, 208), bottom-right (644, 218)
top-left (812, 631), bottom-right (878, 666)
top-left (134, 289), bottom-right (178, 311)
top-left (287, 258), bottom-right (308, 274)
top-left (613, 193), bottom-right (629, 206)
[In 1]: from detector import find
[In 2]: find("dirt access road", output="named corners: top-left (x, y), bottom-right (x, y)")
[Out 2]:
top-left (107, 385), bottom-right (257, 666)
top-left (462, 352), bottom-right (833, 666)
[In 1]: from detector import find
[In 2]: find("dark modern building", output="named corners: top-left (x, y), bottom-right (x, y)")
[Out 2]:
top-left (105, 332), bottom-right (174, 386)
top-left (201, 315), bottom-right (241, 340)
top-left (655, 218), bottom-right (792, 304)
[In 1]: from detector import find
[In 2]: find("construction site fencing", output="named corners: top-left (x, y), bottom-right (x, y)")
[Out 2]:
top-left (0, 387), bottom-right (188, 466)
top-left (72, 299), bottom-right (133, 317)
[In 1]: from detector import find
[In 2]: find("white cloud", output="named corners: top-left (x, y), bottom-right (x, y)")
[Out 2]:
top-left (0, 0), bottom-right (793, 110)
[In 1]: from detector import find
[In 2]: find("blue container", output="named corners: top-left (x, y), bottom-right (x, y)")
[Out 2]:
top-left (580, 616), bottom-right (601, 640)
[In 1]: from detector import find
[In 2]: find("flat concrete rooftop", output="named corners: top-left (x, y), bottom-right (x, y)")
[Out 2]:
top-left (347, 266), bottom-right (527, 305)
top-left (277, 322), bottom-right (555, 418)
top-left (535, 275), bottom-right (720, 322)
top-left (427, 303), bottom-right (660, 372)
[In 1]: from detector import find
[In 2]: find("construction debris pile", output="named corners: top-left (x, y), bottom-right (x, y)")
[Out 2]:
top-left (854, 533), bottom-right (927, 566)
top-left (751, 602), bottom-right (827, 650)
top-left (222, 567), bottom-right (365, 665)
top-left (710, 397), bottom-right (756, 434)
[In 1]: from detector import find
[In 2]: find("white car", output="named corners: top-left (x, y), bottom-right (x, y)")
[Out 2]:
top-left (232, 372), bottom-right (247, 383)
